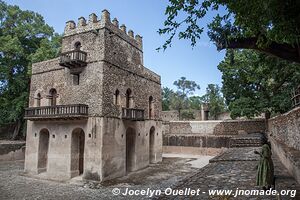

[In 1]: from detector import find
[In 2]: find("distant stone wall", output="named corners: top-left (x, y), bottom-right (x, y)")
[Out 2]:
top-left (0, 141), bottom-right (25, 161)
top-left (163, 134), bottom-right (231, 148)
top-left (162, 119), bottom-right (266, 151)
top-left (163, 119), bottom-right (266, 136)
top-left (213, 119), bottom-right (266, 135)
top-left (268, 107), bottom-right (300, 151)
top-left (161, 111), bottom-right (179, 121)
top-left (215, 112), bottom-right (231, 120)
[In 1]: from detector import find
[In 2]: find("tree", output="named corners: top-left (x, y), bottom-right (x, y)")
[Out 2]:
top-left (201, 84), bottom-right (226, 119)
top-left (162, 87), bottom-right (174, 111)
top-left (169, 91), bottom-right (188, 119)
top-left (173, 77), bottom-right (200, 97)
top-left (159, 0), bottom-right (300, 63)
top-left (0, 1), bottom-right (61, 138)
top-left (188, 96), bottom-right (202, 110)
top-left (170, 77), bottom-right (200, 119)
top-left (218, 49), bottom-right (300, 119)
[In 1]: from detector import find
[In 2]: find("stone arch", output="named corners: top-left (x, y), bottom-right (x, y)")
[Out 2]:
top-left (38, 128), bottom-right (50, 173)
top-left (125, 88), bottom-right (133, 108)
top-left (126, 127), bottom-right (136, 172)
top-left (71, 128), bottom-right (85, 177)
top-left (149, 126), bottom-right (155, 163)
top-left (49, 88), bottom-right (57, 106)
top-left (149, 96), bottom-right (154, 119)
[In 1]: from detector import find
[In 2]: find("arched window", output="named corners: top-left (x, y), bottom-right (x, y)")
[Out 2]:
top-left (149, 96), bottom-right (154, 119)
top-left (49, 88), bottom-right (57, 106)
top-left (36, 93), bottom-right (41, 107)
top-left (74, 41), bottom-right (81, 50)
top-left (126, 89), bottom-right (132, 108)
top-left (114, 89), bottom-right (120, 105)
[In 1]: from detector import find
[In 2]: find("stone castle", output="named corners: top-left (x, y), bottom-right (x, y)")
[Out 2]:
top-left (24, 10), bottom-right (162, 181)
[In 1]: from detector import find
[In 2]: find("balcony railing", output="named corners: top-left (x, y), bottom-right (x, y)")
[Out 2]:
top-left (25, 104), bottom-right (88, 120)
top-left (292, 86), bottom-right (300, 108)
top-left (59, 50), bottom-right (87, 74)
top-left (122, 108), bottom-right (144, 121)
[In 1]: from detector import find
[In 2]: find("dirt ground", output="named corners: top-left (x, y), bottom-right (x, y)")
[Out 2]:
top-left (0, 155), bottom-right (212, 200)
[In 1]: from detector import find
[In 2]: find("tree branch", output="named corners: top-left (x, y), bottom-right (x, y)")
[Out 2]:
top-left (218, 37), bottom-right (300, 63)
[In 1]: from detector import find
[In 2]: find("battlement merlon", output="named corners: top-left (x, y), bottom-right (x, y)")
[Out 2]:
top-left (64, 9), bottom-right (143, 51)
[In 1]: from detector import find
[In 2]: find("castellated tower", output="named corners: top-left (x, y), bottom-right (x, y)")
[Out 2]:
top-left (24, 10), bottom-right (162, 182)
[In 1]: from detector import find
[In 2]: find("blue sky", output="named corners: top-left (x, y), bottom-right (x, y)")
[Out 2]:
top-left (5, 0), bottom-right (225, 96)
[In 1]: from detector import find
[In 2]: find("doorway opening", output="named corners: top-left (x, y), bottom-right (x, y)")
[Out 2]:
top-left (126, 127), bottom-right (136, 172)
top-left (71, 128), bottom-right (85, 176)
top-left (38, 128), bottom-right (50, 173)
top-left (149, 126), bottom-right (155, 163)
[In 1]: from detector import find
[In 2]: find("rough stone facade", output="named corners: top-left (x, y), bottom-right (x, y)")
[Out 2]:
top-left (213, 119), bottom-right (266, 135)
top-left (24, 10), bottom-right (162, 182)
top-left (268, 107), bottom-right (300, 183)
top-left (268, 107), bottom-right (300, 151)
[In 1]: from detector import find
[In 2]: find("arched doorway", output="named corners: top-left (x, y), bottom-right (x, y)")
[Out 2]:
top-left (149, 126), bottom-right (155, 163)
top-left (38, 129), bottom-right (50, 173)
top-left (126, 127), bottom-right (136, 172)
top-left (71, 128), bottom-right (85, 176)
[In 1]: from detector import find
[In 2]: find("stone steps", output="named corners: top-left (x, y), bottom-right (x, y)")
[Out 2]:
top-left (230, 136), bottom-right (263, 148)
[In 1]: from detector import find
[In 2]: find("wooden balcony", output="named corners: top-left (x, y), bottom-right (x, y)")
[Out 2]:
top-left (122, 108), bottom-right (144, 121)
top-left (59, 50), bottom-right (87, 74)
top-left (24, 104), bottom-right (88, 121)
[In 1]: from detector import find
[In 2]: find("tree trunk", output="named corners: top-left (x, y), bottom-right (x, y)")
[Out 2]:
top-left (11, 120), bottom-right (21, 140)
top-left (264, 111), bottom-right (271, 133)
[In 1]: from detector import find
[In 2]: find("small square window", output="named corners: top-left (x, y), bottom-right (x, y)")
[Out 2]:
top-left (52, 135), bottom-right (55, 138)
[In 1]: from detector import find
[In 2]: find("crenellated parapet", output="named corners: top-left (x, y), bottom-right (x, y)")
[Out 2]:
top-left (64, 9), bottom-right (143, 50)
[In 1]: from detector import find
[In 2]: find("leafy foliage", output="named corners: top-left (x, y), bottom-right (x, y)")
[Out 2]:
top-left (0, 1), bottom-right (61, 135)
top-left (201, 84), bottom-right (226, 119)
top-left (162, 87), bottom-right (174, 111)
top-left (172, 77), bottom-right (200, 117)
top-left (159, 0), bottom-right (300, 63)
top-left (218, 49), bottom-right (300, 119)
top-left (188, 95), bottom-right (202, 110)
top-left (181, 109), bottom-right (195, 120)
top-left (173, 76), bottom-right (200, 97)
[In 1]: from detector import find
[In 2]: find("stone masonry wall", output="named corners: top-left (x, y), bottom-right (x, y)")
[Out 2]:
top-left (213, 119), bottom-right (266, 135)
top-left (30, 59), bottom-right (104, 116)
top-left (163, 119), bottom-right (266, 149)
top-left (268, 107), bottom-right (300, 151)
top-left (163, 119), bottom-right (265, 135)
top-left (30, 10), bottom-right (161, 119)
